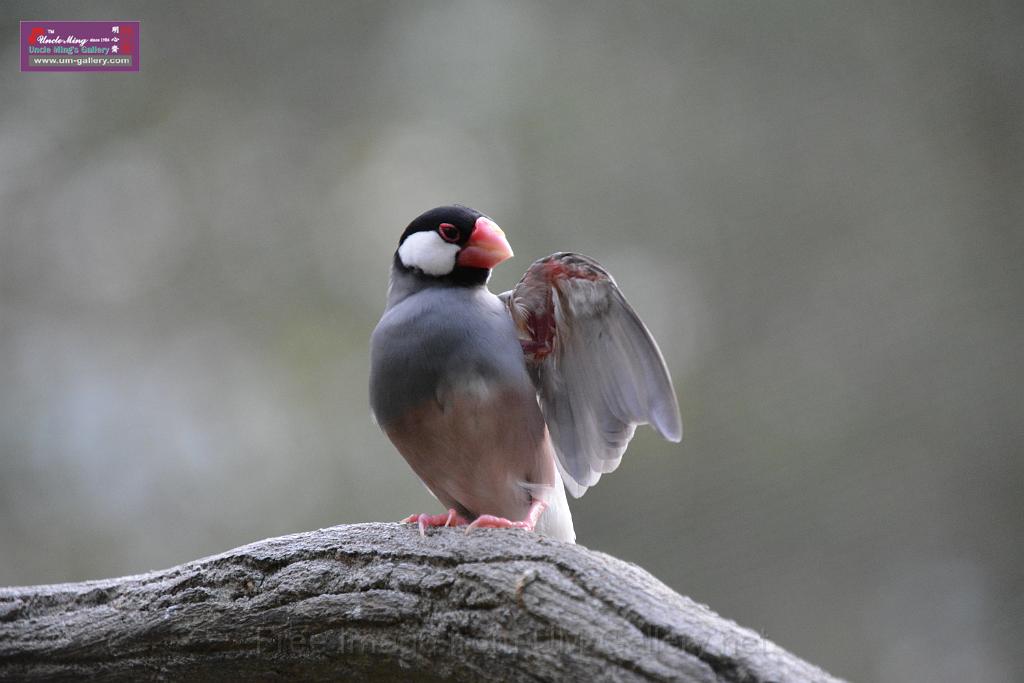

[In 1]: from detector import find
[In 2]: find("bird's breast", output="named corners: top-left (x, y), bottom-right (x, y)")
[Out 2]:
top-left (369, 287), bottom-right (530, 428)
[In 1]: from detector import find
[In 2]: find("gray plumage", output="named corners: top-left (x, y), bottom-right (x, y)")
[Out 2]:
top-left (370, 208), bottom-right (680, 544)
top-left (505, 253), bottom-right (682, 499)
top-left (371, 265), bottom-right (574, 542)
top-left (370, 269), bottom-right (528, 428)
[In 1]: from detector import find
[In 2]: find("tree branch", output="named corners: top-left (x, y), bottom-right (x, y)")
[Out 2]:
top-left (0, 523), bottom-right (841, 682)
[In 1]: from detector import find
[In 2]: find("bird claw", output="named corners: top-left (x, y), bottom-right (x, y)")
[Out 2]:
top-left (465, 515), bottom-right (531, 532)
top-left (465, 500), bottom-right (548, 535)
top-left (400, 509), bottom-right (467, 537)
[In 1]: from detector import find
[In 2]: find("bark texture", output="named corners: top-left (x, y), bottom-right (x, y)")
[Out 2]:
top-left (0, 523), bottom-right (842, 682)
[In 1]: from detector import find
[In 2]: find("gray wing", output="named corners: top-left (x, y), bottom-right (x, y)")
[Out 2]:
top-left (504, 253), bottom-right (682, 498)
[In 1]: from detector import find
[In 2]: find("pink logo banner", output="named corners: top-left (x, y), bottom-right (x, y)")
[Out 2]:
top-left (21, 21), bottom-right (139, 72)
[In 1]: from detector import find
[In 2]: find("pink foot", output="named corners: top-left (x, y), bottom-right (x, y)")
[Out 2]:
top-left (465, 500), bottom-right (548, 534)
top-left (400, 509), bottom-right (469, 537)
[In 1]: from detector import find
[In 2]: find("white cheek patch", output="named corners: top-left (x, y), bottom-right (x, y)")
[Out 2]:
top-left (397, 231), bottom-right (460, 276)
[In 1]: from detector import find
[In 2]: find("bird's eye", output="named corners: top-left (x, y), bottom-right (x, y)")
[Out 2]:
top-left (438, 223), bottom-right (460, 243)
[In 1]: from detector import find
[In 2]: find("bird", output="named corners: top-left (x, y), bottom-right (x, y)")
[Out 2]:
top-left (369, 205), bottom-right (682, 543)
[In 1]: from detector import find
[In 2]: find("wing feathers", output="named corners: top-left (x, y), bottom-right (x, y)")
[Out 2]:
top-left (506, 253), bottom-right (682, 497)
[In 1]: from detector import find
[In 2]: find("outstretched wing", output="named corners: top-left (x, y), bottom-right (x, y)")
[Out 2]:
top-left (502, 253), bottom-right (682, 498)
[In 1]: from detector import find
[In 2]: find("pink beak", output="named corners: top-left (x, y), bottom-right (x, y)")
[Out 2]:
top-left (457, 216), bottom-right (514, 270)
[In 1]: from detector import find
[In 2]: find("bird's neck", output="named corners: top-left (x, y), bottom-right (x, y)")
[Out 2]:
top-left (386, 254), bottom-right (491, 308)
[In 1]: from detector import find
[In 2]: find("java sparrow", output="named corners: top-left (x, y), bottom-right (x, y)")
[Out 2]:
top-left (369, 205), bottom-right (682, 543)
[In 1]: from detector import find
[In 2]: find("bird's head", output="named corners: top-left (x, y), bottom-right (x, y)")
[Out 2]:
top-left (394, 205), bottom-right (513, 285)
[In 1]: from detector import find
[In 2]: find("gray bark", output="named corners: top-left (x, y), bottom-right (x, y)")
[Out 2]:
top-left (0, 523), bottom-right (842, 682)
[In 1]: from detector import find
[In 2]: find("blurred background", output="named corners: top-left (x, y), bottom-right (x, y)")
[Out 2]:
top-left (1, 2), bottom-right (1021, 681)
